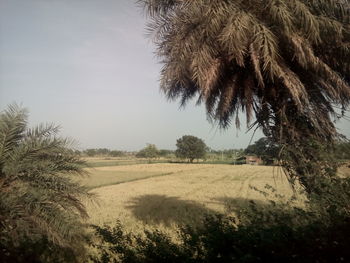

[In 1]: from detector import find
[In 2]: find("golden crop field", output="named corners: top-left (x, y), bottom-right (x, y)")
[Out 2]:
top-left (81, 162), bottom-right (207, 189)
top-left (84, 163), bottom-right (309, 235)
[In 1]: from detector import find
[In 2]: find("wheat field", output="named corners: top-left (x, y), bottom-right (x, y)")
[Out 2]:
top-left (84, 163), bottom-right (307, 235)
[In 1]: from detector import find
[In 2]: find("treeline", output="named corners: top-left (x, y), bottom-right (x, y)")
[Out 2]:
top-left (80, 140), bottom-right (350, 164)
top-left (79, 147), bottom-right (175, 158)
top-left (134, 144), bottom-right (174, 158)
top-left (79, 148), bottom-right (128, 157)
top-left (244, 138), bottom-right (350, 164)
top-left (134, 137), bottom-right (243, 163)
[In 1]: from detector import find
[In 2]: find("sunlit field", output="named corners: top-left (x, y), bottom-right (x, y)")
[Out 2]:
top-left (338, 164), bottom-right (350, 178)
top-left (83, 163), bottom-right (309, 236)
top-left (81, 162), bottom-right (210, 189)
top-left (83, 157), bottom-right (168, 168)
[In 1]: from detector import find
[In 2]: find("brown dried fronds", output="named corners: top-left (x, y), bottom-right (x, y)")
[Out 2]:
top-left (143, 0), bottom-right (350, 144)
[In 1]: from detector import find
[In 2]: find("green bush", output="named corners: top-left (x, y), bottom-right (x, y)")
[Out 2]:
top-left (92, 181), bottom-right (350, 263)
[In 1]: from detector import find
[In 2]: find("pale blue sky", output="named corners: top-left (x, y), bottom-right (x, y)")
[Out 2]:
top-left (0, 0), bottom-right (349, 151)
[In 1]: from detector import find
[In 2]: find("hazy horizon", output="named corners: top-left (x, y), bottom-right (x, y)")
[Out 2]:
top-left (1, 0), bottom-right (349, 151)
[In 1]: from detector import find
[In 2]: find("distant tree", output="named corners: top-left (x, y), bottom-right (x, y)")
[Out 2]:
top-left (245, 137), bottom-right (280, 165)
top-left (110, 150), bottom-right (124, 157)
top-left (0, 104), bottom-right (92, 262)
top-left (136, 144), bottom-right (160, 160)
top-left (84, 148), bottom-right (112, 157)
top-left (96, 148), bottom-right (110, 156)
top-left (176, 135), bottom-right (206, 163)
top-left (85, 148), bottom-right (97, 157)
top-left (159, 149), bottom-right (174, 158)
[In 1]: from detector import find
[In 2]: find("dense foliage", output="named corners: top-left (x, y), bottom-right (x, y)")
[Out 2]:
top-left (0, 105), bottom-right (92, 262)
top-left (136, 144), bottom-right (160, 160)
top-left (245, 137), bottom-right (280, 164)
top-left (334, 141), bottom-right (350, 160)
top-left (83, 148), bottom-right (125, 157)
top-left (140, 0), bottom-right (350, 190)
top-left (159, 149), bottom-right (175, 158)
top-left (175, 135), bottom-right (207, 163)
top-left (92, 180), bottom-right (350, 263)
top-left (141, 0), bottom-right (350, 137)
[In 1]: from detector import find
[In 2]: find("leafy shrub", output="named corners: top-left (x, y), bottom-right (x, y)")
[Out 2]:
top-left (92, 181), bottom-right (350, 263)
top-left (136, 144), bottom-right (160, 160)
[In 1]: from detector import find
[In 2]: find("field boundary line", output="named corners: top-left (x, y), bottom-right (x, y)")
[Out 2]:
top-left (88, 172), bottom-right (177, 190)
top-left (88, 165), bottom-right (217, 190)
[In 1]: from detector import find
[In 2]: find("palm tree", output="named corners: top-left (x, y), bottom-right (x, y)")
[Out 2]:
top-left (0, 104), bottom-right (93, 262)
top-left (140, 0), bottom-right (350, 190)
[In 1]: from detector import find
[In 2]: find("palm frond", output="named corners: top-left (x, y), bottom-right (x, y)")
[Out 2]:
top-left (0, 105), bottom-right (93, 259)
top-left (144, 0), bottom-right (350, 140)
top-left (143, 0), bottom-right (350, 190)
top-left (0, 104), bottom-right (28, 167)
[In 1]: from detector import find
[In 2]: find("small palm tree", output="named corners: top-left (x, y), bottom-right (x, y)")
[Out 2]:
top-left (140, 0), bottom-right (350, 190)
top-left (0, 104), bottom-right (93, 262)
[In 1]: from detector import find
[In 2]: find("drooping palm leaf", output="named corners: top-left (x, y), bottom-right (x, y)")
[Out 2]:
top-left (140, 0), bottom-right (349, 140)
top-left (140, 0), bottom-right (350, 189)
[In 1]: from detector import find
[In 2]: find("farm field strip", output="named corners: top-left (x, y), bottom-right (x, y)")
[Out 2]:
top-left (83, 157), bottom-right (237, 168)
top-left (85, 164), bottom-right (302, 236)
top-left (81, 163), bottom-right (217, 189)
top-left (83, 157), bottom-right (167, 168)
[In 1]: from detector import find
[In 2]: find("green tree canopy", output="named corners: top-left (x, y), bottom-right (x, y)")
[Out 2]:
top-left (110, 150), bottom-right (125, 157)
top-left (175, 135), bottom-right (206, 163)
top-left (85, 148), bottom-right (97, 157)
top-left (136, 144), bottom-right (160, 159)
top-left (159, 149), bottom-right (174, 157)
top-left (245, 137), bottom-right (280, 164)
top-left (84, 148), bottom-right (111, 156)
top-left (0, 104), bottom-right (92, 262)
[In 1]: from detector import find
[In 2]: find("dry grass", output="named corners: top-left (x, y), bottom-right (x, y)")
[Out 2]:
top-left (85, 164), bottom-right (305, 235)
top-left (81, 163), bottom-right (208, 189)
top-left (338, 163), bottom-right (350, 178)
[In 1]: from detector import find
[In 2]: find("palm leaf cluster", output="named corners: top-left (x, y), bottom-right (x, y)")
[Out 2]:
top-left (141, 0), bottom-right (350, 143)
top-left (0, 104), bottom-right (93, 261)
top-left (141, 0), bottom-right (350, 190)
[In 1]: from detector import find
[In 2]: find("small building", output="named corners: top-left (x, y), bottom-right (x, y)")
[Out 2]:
top-left (245, 155), bottom-right (263, 165)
